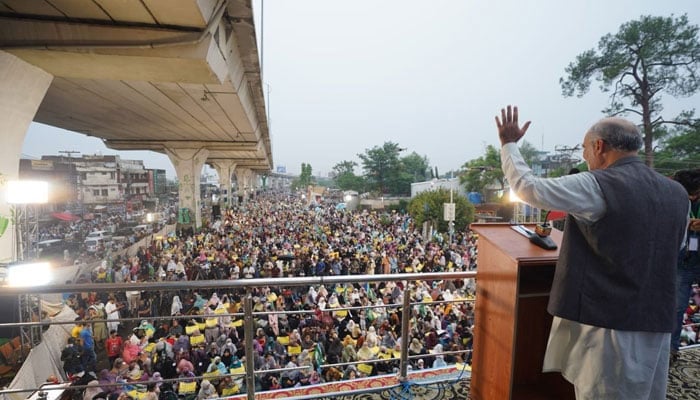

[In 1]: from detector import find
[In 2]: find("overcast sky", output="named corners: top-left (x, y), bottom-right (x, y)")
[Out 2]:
top-left (23, 0), bottom-right (700, 179)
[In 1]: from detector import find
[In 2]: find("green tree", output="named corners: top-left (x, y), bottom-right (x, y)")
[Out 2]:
top-left (560, 14), bottom-right (700, 167)
top-left (332, 160), bottom-right (367, 192)
top-left (401, 152), bottom-right (431, 183)
top-left (654, 124), bottom-right (700, 174)
top-left (459, 145), bottom-right (504, 201)
top-left (407, 189), bottom-right (474, 234)
top-left (358, 142), bottom-right (405, 195)
top-left (291, 163), bottom-right (314, 191)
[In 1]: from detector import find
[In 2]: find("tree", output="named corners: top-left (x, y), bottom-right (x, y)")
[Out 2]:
top-left (560, 14), bottom-right (700, 166)
top-left (358, 142), bottom-right (405, 195)
top-left (291, 163), bottom-right (314, 191)
top-left (401, 152), bottom-right (431, 183)
top-left (332, 160), bottom-right (366, 192)
top-left (459, 145), bottom-right (504, 201)
top-left (654, 124), bottom-right (700, 174)
top-left (407, 189), bottom-right (474, 234)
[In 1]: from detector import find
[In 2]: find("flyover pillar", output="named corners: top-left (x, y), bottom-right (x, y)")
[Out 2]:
top-left (0, 51), bottom-right (53, 263)
top-left (165, 147), bottom-right (209, 230)
top-left (235, 168), bottom-right (253, 203)
top-left (209, 160), bottom-right (236, 208)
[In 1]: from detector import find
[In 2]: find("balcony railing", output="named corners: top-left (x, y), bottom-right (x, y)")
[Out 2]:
top-left (0, 271), bottom-right (476, 400)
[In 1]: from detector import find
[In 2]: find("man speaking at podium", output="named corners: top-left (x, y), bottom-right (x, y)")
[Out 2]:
top-left (495, 106), bottom-right (688, 399)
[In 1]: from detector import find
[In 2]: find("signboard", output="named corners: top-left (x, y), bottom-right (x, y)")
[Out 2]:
top-left (443, 203), bottom-right (456, 221)
top-left (31, 160), bottom-right (54, 171)
top-left (276, 165), bottom-right (287, 173)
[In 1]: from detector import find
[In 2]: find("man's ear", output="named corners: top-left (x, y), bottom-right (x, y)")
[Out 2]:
top-left (594, 138), bottom-right (606, 155)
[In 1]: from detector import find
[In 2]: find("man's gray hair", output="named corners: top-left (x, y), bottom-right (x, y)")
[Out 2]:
top-left (588, 117), bottom-right (643, 152)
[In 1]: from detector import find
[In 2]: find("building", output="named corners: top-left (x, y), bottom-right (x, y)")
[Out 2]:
top-left (19, 154), bottom-right (166, 216)
top-left (410, 178), bottom-right (465, 198)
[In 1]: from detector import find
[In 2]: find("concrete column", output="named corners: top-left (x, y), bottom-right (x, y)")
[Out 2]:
top-left (165, 147), bottom-right (209, 229)
top-left (209, 160), bottom-right (236, 208)
top-left (235, 168), bottom-right (252, 203)
top-left (0, 51), bottom-right (53, 264)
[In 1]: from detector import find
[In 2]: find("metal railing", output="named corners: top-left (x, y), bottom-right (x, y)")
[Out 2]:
top-left (0, 271), bottom-right (476, 400)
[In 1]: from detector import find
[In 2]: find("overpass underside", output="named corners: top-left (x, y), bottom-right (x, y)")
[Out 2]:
top-left (0, 0), bottom-right (272, 262)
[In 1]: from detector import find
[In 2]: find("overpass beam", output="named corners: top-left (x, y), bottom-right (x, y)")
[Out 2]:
top-left (209, 160), bottom-right (236, 209)
top-left (165, 147), bottom-right (209, 230)
top-left (0, 51), bottom-right (53, 263)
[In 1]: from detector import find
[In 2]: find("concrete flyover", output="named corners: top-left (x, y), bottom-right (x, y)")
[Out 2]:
top-left (0, 0), bottom-right (271, 263)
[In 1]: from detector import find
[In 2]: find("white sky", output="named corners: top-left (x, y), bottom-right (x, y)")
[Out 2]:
top-left (22, 0), bottom-right (700, 179)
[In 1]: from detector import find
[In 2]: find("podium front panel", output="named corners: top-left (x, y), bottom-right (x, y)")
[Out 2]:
top-left (470, 223), bottom-right (573, 400)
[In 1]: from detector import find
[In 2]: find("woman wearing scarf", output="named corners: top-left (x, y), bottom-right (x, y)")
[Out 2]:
top-left (170, 295), bottom-right (183, 316)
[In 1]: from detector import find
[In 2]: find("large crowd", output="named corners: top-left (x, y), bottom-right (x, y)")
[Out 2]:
top-left (60, 191), bottom-right (478, 400)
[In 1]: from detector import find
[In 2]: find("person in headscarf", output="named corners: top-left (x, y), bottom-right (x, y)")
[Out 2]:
top-left (306, 286), bottom-right (318, 307)
top-left (171, 296), bottom-right (183, 316)
top-left (208, 293), bottom-right (220, 308)
top-left (341, 343), bottom-right (357, 364)
top-left (365, 326), bottom-right (379, 348)
top-left (192, 293), bottom-right (206, 311)
top-left (97, 368), bottom-right (120, 396)
top-left (196, 379), bottom-right (218, 400)
top-left (172, 333), bottom-right (190, 355)
top-left (88, 304), bottom-right (108, 350)
top-left (432, 344), bottom-right (447, 368)
top-left (356, 341), bottom-right (374, 361)
top-left (221, 337), bottom-right (237, 356)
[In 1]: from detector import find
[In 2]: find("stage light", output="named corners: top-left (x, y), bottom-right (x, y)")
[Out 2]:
top-left (6, 180), bottom-right (49, 204)
top-left (8, 262), bottom-right (52, 287)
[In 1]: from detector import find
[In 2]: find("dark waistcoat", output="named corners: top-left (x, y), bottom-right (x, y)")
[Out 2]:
top-left (548, 157), bottom-right (688, 332)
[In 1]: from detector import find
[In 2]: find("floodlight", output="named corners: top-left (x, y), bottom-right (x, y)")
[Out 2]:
top-left (509, 188), bottom-right (523, 203)
top-left (6, 180), bottom-right (49, 204)
top-left (8, 262), bottom-right (52, 287)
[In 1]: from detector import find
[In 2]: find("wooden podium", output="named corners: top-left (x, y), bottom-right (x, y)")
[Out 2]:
top-left (470, 223), bottom-right (574, 400)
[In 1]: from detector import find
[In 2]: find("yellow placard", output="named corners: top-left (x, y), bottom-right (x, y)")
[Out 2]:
top-left (334, 309), bottom-right (348, 318)
top-left (189, 335), bottom-right (205, 346)
top-left (178, 381), bottom-right (197, 394)
top-left (231, 319), bottom-right (243, 328)
top-left (287, 345), bottom-right (301, 355)
top-left (221, 385), bottom-right (240, 396)
top-left (143, 343), bottom-right (156, 354)
top-left (370, 346), bottom-right (379, 355)
top-left (392, 350), bottom-right (401, 358)
top-left (197, 323), bottom-right (206, 331)
top-left (230, 365), bottom-right (246, 375)
top-left (277, 336), bottom-right (289, 345)
top-left (185, 325), bottom-right (198, 335)
top-left (214, 307), bottom-right (227, 315)
top-left (357, 363), bottom-right (373, 375)
top-left (205, 318), bottom-right (218, 328)
top-left (127, 390), bottom-right (146, 400)
top-left (203, 370), bottom-right (220, 379)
